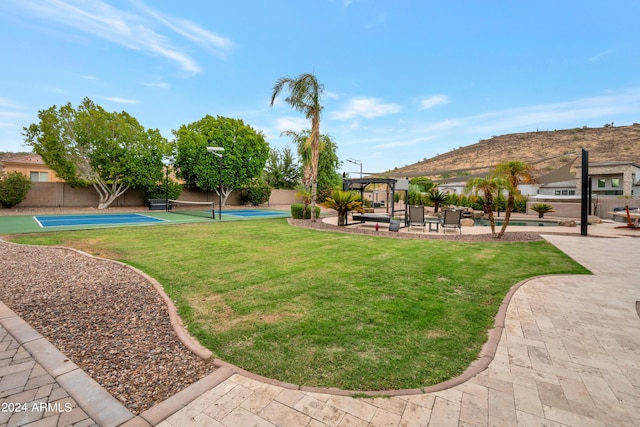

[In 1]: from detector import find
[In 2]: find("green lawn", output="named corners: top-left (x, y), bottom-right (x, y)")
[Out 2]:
top-left (7, 219), bottom-right (590, 390)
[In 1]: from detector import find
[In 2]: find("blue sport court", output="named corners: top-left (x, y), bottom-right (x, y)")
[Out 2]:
top-left (31, 209), bottom-right (290, 229)
top-left (34, 213), bottom-right (166, 228)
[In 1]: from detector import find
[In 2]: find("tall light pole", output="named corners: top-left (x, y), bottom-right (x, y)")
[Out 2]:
top-left (162, 155), bottom-right (172, 212)
top-left (347, 158), bottom-right (363, 178)
top-left (207, 146), bottom-right (225, 220)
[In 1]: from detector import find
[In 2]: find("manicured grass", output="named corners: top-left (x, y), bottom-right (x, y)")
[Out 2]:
top-left (8, 219), bottom-right (590, 390)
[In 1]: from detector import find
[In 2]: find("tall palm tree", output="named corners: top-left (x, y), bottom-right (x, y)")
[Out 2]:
top-left (270, 73), bottom-right (324, 221)
top-left (493, 161), bottom-right (534, 238)
top-left (465, 176), bottom-right (503, 236)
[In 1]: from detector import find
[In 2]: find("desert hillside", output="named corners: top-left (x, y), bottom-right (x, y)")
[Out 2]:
top-left (388, 123), bottom-right (639, 179)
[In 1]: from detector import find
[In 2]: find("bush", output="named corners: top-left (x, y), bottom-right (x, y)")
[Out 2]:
top-left (0, 172), bottom-right (32, 208)
top-left (291, 204), bottom-right (321, 219)
top-left (531, 203), bottom-right (554, 218)
top-left (242, 180), bottom-right (272, 206)
top-left (144, 180), bottom-right (182, 203)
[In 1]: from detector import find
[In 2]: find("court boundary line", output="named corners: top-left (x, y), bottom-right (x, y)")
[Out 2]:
top-left (33, 213), bottom-right (168, 228)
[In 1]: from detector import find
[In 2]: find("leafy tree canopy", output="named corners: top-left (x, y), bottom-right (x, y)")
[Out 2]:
top-left (281, 129), bottom-right (341, 200)
top-left (264, 146), bottom-right (300, 189)
top-left (173, 115), bottom-right (269, 205)
top-left (23, 97), bottom-right (168, 209)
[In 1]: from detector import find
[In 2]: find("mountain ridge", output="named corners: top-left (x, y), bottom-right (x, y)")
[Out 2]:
top-left (389, 123), bottom-right (640, 178)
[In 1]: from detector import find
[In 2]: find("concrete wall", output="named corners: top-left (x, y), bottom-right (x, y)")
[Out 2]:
top-left (526, 195), bottom-right (640, 219)
top-left (593, 196), bottom-right (640, 220)
top-left (16, 183), bottom-right (300, 208)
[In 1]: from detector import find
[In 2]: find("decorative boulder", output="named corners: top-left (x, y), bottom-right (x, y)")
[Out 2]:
top-left (587, 215), bottom-right (602, 224)
top-left (559, 219), bottom-right (577, 227)
top-left (460, 218), bottom-right (474, 227)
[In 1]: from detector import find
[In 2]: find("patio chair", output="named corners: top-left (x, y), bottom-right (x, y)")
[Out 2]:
top-left (408, 205), bottom-right (426, 231)
top-left (440, 209), bottom-right (463, 234)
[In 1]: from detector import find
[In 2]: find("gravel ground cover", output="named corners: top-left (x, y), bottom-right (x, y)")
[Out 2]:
top-left (289, 218), bottom-right (547, 242)
top-left (0, 240), bottom-right (216, 415)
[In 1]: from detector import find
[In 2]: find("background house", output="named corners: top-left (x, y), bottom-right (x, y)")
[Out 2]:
top-left (1, 154), bottom-right (64, 182)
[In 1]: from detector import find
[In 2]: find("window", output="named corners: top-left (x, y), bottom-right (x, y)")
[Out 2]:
top-left (555, 190), bottom-right (561, 195)
top-left (611, 178), bottom-right (620, 188)
top-left (597, 179), bottom-right (606, 188)
top-left (30, 171), bottom-right (48, 182)
top-left (568, 190), bottom-right (575, 195)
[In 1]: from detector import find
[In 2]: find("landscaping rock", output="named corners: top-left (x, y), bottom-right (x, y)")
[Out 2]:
top-left (587, 215), bottom-right (602, 224)
top-left (559, 219), bottom-right (577, 227)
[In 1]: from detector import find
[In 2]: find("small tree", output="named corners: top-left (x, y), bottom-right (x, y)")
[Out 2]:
top-left (494, 161), bottom-right (534, 238)
top-left (0, 172), bottom-right (32, 208)
top-left (323, 190), bottom-right (364, 226)
top-left (465, 176), bottom-right (503, 236)
top-left (426, 189), bottom-right (449, 213)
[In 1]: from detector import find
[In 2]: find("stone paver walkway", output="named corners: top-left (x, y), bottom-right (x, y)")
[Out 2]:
top-left (2, 233), bottom-right (640, 426)
top-left (152, 234), bottom-right (640, 427)
top-left (0, 303), bottom-right (133, 427)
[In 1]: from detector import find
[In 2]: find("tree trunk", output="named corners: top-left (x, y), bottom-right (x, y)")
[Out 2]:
top-left (338, 211), bottom-right (347, 226)
top-left (496, 195), bottom-right (515, 238)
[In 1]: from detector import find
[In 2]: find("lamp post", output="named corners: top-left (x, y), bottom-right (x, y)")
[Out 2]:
top-left (206, 146), bottom-right (225, 220)
top-left (347, 158), bottom-right (363, 178)
top-left (162, 156), bottom-right (172, 212)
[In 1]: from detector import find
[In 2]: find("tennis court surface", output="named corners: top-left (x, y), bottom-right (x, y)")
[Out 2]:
top-left (34, 213), bottom-right (166, 228)
top-left (0, 208), bottom-right (291, 234)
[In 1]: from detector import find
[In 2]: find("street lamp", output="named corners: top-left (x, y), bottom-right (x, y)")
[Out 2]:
top-left (162, 155), bottom-right (172, 212)
top-left (347, 158), bottom-right (363, 178)
top-left (206, 146), bottom-right (225, 220)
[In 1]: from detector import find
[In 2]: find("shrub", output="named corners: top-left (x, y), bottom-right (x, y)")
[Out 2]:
top-left (531, 203), bottom-right (554, 218)
top-left (243, 180), bottom-right (272, 206)
top-left (291, 204), bottom-right (321, 219)
top-left (322, 190), bottom-right (363, 226)
top-left (0, 172), bottom-right (32, 208)
top-left (144, 180), bottom-right (182, 203)
top-left (514, 195), bottom-right (528, 213)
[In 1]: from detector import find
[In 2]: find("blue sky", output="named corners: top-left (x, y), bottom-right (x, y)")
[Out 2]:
top-left (1, 1), bottom-right (640, 175)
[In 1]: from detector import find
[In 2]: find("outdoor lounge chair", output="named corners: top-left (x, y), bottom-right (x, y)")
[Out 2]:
top-left (440, 209), bottom-right (463, 234)
top-left (408, 205), bottom-right (426, 231)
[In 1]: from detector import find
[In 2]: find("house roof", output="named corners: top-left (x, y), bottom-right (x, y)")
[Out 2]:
top-left (2, 154), bottom-right (44, 165)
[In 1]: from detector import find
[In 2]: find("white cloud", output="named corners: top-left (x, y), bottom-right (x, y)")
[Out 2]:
top-left (331, 97), bottom-right (401, 120)
top-left (274, 117), bottom-right (309, 134)
top-left (143, 82), bottom-right (169, 88)
top-left (104, 97), bottom-right (140, 104)
top-left (420, 94), bottom-right (449, 110)
top-left (17, 0), bottom-right (234, 74)
top-left (374, 136), bottom-right (435, 149)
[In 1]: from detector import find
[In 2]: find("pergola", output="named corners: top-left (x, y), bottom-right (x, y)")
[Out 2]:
top-left (343, 177), bottom-right (405, 220)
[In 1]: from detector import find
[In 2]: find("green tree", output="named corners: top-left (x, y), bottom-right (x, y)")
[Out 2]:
top-left (173, 115), bottom-right (269, 206)
top-left (465, 176), bottom-right (503, 236)
top-left (322, 190), bottom-right (364, 226)
top-left (281, 130), bottom-right (341, 201)
top-left (23, 98), bottom-right (168, 209)
top-left (409, 177), bottom-right (435, 193)
top-left (0, 172), bottom-right (32, 208)
top-left (271, 73), bottom-right (324, 221)
top-left (264, 146), bottom-right (300, 189)
top-left (494, 161), bottom-right (534, 238)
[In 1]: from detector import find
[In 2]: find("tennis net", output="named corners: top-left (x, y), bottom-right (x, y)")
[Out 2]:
top-left (168, 200), bottom-right (215, 219)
